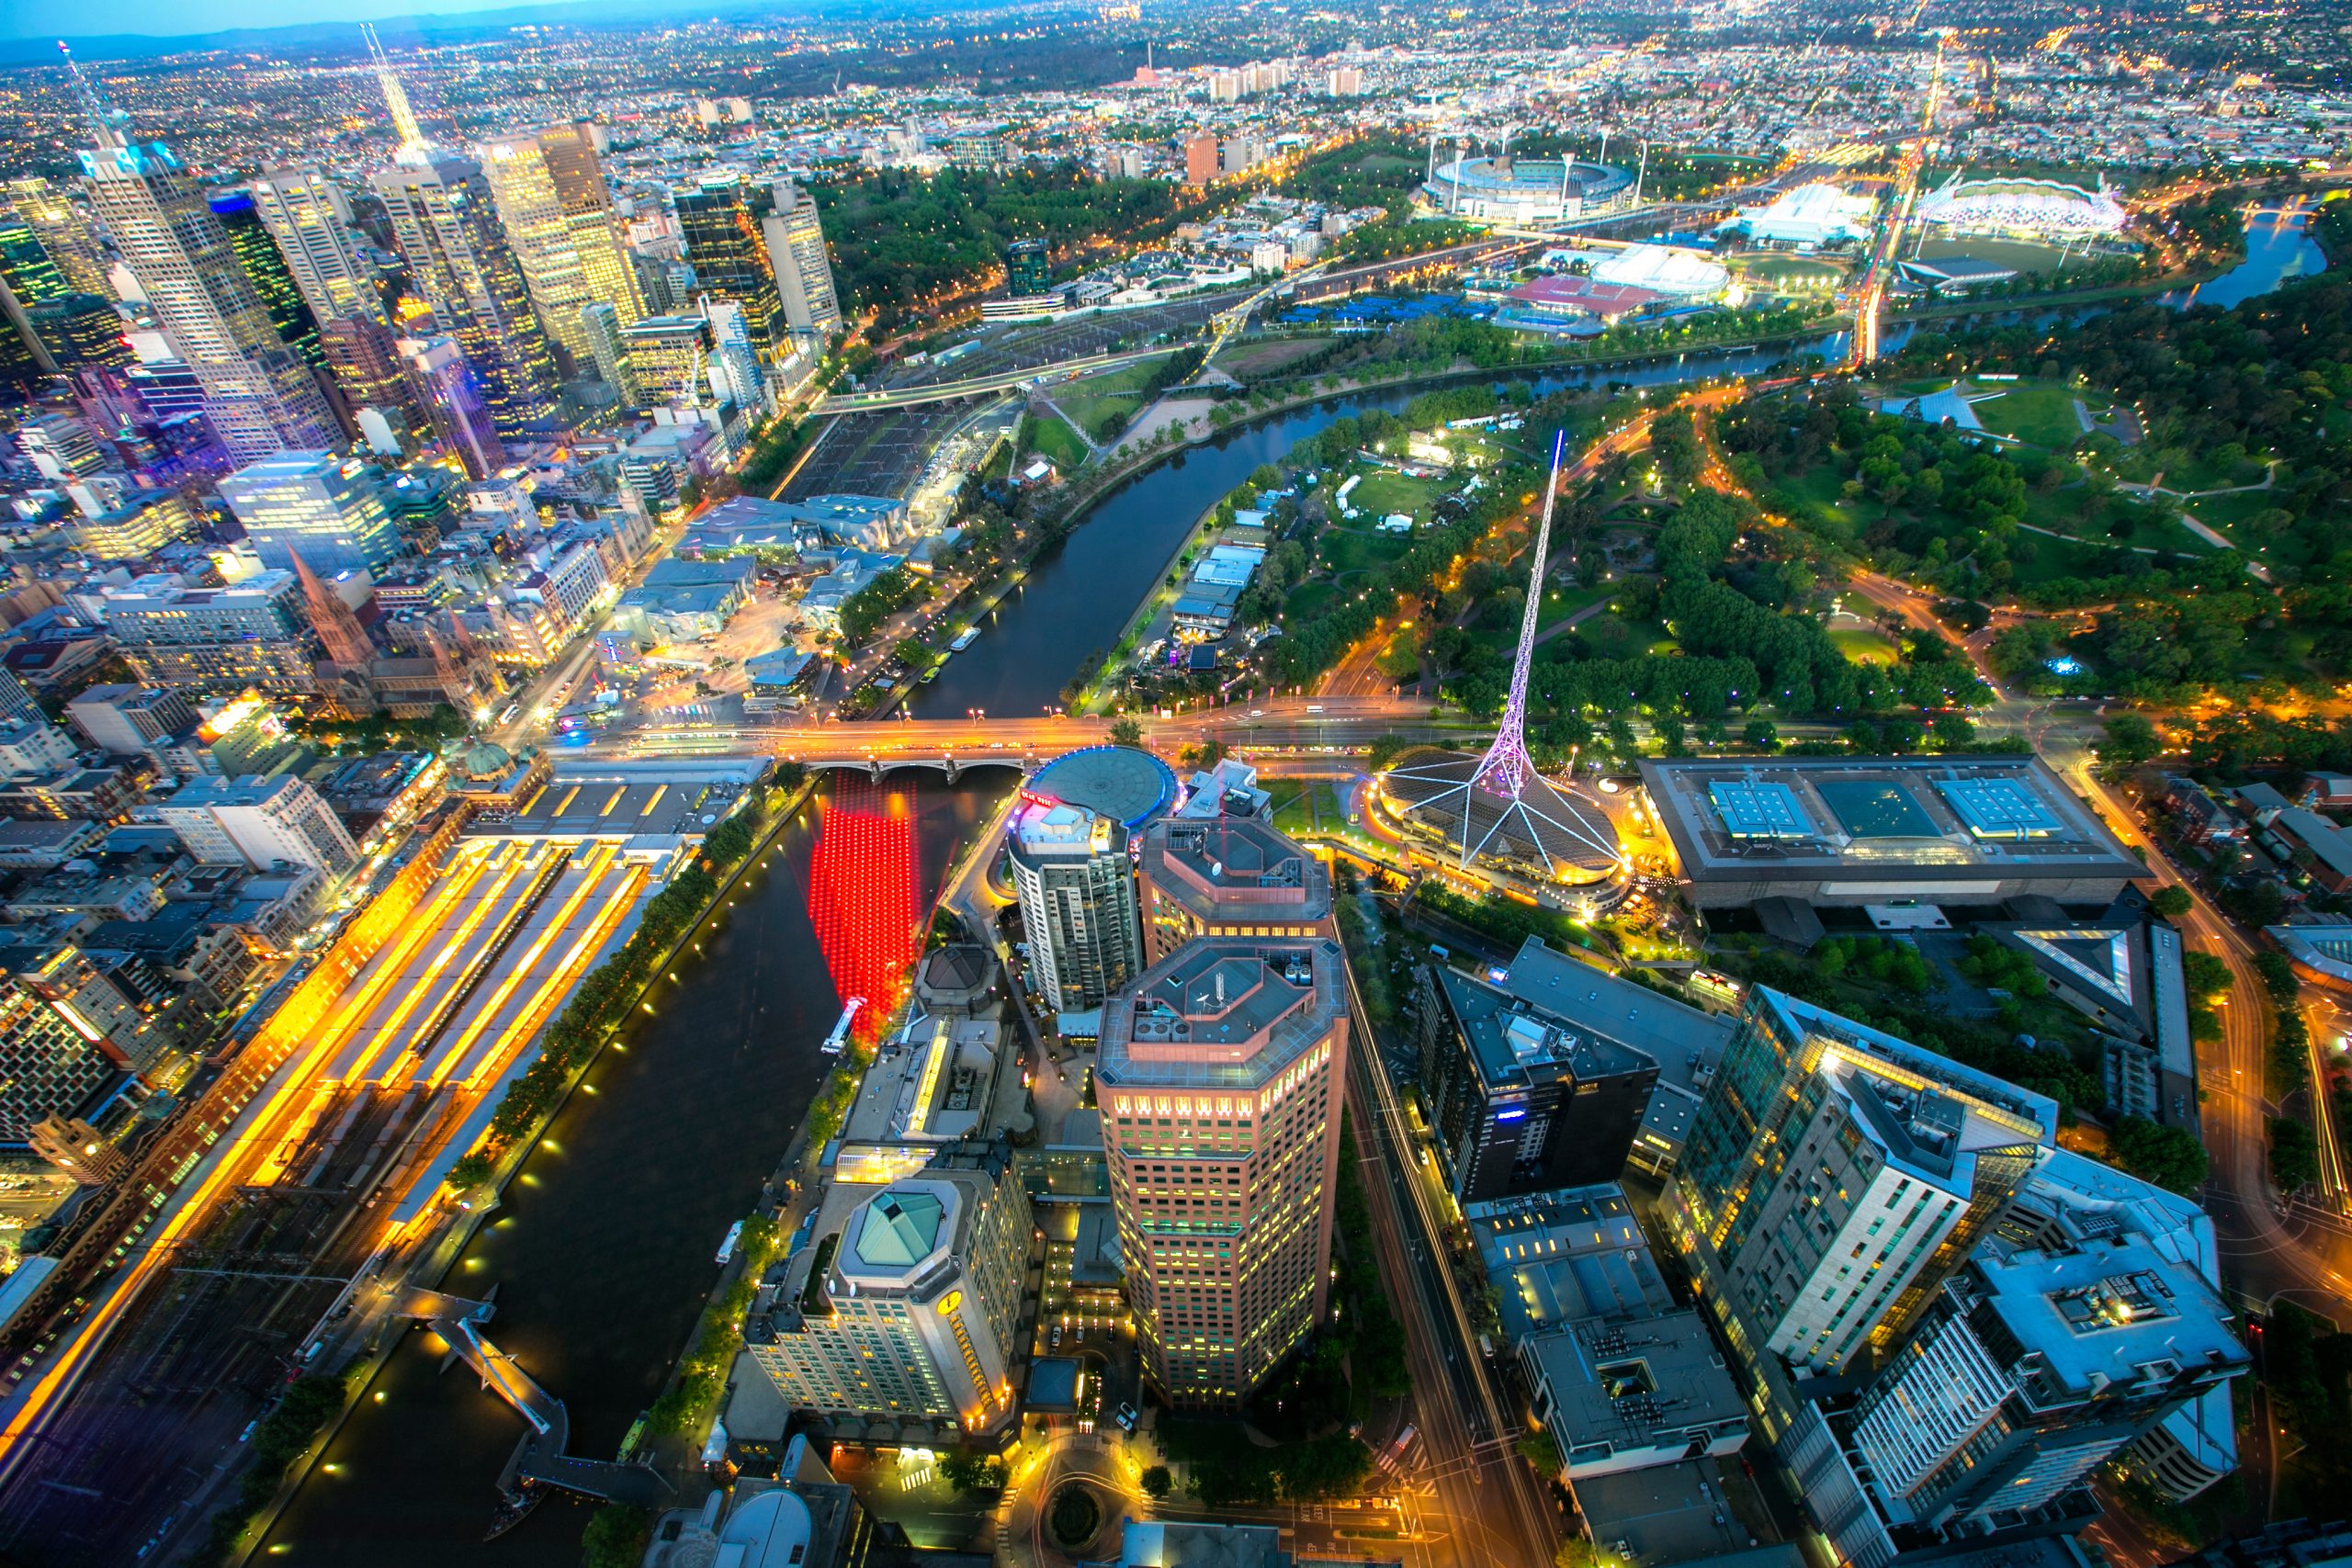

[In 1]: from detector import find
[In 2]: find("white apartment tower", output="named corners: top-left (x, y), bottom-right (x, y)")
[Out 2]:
top-left (1006, 802), bottom-right (1143, 1017)
top-left (758, 180), bottom-right (842, 336)
top-left (1668, 988), bottom-right (2057, 1422)
top-left (150, 773), bottom-right (359, 876)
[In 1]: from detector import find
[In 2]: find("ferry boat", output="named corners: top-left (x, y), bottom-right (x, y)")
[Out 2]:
top-left (949, 628), bottom-right (978, 652)
top-left (820, 998), bottom-right (865, 1055)
top-left (921, 667), bottom-right (940, 683)
top-left (484, 1483), bottom-right (543, 1540)
top-left (716, 1219), bottom-right (745, 1266)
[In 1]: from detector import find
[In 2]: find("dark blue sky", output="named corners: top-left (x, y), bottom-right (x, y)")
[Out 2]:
top-left (6, 0), bottom-right (543, 42)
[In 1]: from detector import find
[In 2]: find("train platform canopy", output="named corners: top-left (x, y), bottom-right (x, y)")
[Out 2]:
top-left (473, 758), bottom-right (768, 843)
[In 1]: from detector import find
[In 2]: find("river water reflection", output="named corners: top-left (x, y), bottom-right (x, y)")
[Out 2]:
top-left (262, 776), bottom-right (1005, 1565)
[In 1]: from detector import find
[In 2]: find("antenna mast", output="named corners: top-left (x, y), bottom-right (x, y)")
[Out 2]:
top-left (362, 23), bottom-right (425, 151)
top-left (57, 42), bottom-right (125, 151)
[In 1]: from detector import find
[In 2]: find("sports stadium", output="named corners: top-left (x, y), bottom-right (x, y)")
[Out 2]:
top-left (1423, 153), bottom-right (1636, 227)
top-left (1915, 175), bottom-right (2129, 241)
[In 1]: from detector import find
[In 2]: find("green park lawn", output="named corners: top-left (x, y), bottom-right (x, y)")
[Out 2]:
top-left (1025, 412), bottom-right (1091, 471)
top-left (1269, 780), bottom-right (1347, 837)
top-left (1284, 581), bottom-right (1338, 621)
top-left (1214, 336), bottom-right (1334, 380)
top-left (1057, 356), bottom-right (1175, 439)
top-left (1959, 382), bottom-right (2085, 450)
top-left (1317, 526), bottom-right (1411, 576)
top-left (1828, 624), bottom-right (1903, 665)
top-left (1346, 468), bottom-right (1439, 524)
top-left (1536, 582), bottom-right (1614, 632)
top-left (2177, 488), bottom-right (2276, 542)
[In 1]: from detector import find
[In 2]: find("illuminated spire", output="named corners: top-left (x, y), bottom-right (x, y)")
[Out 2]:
top-left (362, 23), bottom-right (425, 152)
top-left (1470, 428), bottom-right (1565, 801)
top-left (57, 41), bottom-right (127, 152)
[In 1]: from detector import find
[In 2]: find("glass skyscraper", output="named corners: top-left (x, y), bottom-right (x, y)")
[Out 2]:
top-left (479, 124), bottom-right (644, 379)
top-left (209, 191), bottom-right (323, 368)
top-left (72, 76), bottom-right (336, 461)
top-left (219, 450), bottom-right (402, 578)
top-left (674, 172), bottom-right (786, 353)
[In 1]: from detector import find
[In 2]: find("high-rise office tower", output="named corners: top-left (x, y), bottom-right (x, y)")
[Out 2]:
top-left (1414, 944), bottom-right (1673, 1201)
top-left (218, 449), bottom-right (401, 578)
top-left (479, 123), bottom-right (644, 378)
top-left (1787, 1147), bottom-right (2247, 1568)
top-left (0, 218), bottom-right (67, 377)
top-left (1668, 987), bottom-right (2057, 1419)
top-left (397, 333), bottom-right (503, 479)
top-left (0, 312), bottom-right (41, 389)
top-left (371, 151), bottom-right (560, 446)
top-left (319, 314), bottom-right (422, 434)
top-left (0, 217), bottom-right (70, 304)
top-left (1007, 801), bottom-right (1144, 1017)
top-left (26, 294), bottom-right (129, 371)
top-left (701, 297), bottom-right (768, 415)
top-left (366, 36), bottom-right (559, 446)
top-left (5, 178), bottom-right (113, 299)
top-left (64, 52), bottom-right (335, 462)
top-left (208, 190), bottom-right (323, 368)
top-left (1099, 936), bottom-right (1348, 1405)
top-left (674, 171), bottom-right (785, 352)
top-left (759, 180), bottom-right (841, 335)
top-left (249, 168), bottom-right (381, 325)
top-left (578, 301), bottom-right (639, 404)
top-left (1003, 238), bottom-right (1052, 298)
top-left (1137, 816), bottom-right (1333, 961)
top-left (617, 313), bottom-right (713, 409)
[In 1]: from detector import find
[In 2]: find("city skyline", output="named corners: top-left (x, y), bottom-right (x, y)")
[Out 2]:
top-left (0, 0), bottom-right (2338, 1562)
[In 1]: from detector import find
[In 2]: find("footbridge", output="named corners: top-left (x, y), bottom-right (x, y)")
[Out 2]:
top-left (393, 1288), bottom-right (671, 1508)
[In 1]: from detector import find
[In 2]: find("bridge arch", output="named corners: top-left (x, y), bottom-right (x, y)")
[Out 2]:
top-left (796, 754), bottom-right (1035, 784)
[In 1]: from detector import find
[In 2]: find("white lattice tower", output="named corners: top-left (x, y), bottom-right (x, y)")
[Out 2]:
top-left (1470, 427), bottom-right (1566, 800)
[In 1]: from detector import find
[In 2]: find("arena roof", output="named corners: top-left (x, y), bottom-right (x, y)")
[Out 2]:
top-left (1724, 181), bottom-right (1874, 245)
top-left (1590, 243), bottom-right (1730, 299)
top-left (1027, 745), bottom-right (1179, 829)
top-left (1917, 176), bottom-right (2128, 237)
top-left (1639, 756), bottom-right (2140, 887)
top-left (1381, 746), bottom-right (1619, 881)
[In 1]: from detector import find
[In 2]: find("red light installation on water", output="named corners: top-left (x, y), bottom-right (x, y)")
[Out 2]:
top-left (807, 776), bottom-right (921, 1046)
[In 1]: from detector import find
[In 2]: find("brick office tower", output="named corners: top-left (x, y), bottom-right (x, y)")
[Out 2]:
top-left (1097, 936), bottom-right (1348, 1405)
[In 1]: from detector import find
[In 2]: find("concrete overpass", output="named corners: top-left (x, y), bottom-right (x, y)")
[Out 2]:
top-left (810, 346), bottom-right (1173, 414)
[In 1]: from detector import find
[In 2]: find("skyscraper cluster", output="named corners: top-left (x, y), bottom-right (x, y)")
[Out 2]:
top-left (8, 32), bottom-right (842, 479)
top-left (1003, 763), bottom-right (1347, 1408)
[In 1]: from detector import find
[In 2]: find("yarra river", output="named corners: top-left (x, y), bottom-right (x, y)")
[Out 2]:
top-left (267, 206), bottom-right (2324, 1559)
